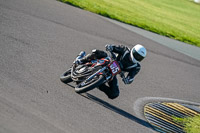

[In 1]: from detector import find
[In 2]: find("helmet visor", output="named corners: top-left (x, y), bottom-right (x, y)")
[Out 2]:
top-left (132, 49), bottom-right (144, 62)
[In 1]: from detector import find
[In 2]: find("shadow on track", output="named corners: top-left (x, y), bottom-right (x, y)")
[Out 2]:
top-left (81, 93), bottom-right (154, 131)
top-left (66, 83), bottom-right (75, 88)
top-left (65, 84), bottom-right (154, 131)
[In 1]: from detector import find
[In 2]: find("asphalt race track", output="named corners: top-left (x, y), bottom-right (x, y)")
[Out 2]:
top-left (0, 0), bottom-right (200, 133)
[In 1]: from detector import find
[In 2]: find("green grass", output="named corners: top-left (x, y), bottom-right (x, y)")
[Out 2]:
top-left (59, 0), bottom-right (200, 47)
top-left (173, 114), bottom-right (200, 133)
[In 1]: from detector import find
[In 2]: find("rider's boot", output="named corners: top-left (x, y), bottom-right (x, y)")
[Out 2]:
top-left (73, 51), bottom-right (86, 65)
top-left (76, 51), bottom-right (86, 60)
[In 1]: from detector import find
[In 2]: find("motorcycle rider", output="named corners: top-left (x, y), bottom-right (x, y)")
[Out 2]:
top-left (75, 44), bottom-right (147, 99)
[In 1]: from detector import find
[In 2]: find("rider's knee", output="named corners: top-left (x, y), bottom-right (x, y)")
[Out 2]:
top-left (92, 49), bottom-right (107, 59)
top-left (108, 91), bottom-right (119, 99)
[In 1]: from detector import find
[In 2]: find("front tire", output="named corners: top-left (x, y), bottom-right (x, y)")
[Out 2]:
top-left (75, 75), bottom-right (105, 93)
top-left (60, 69), bottom-right (73, 84)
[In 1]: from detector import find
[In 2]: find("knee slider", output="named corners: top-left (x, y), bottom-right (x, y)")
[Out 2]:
top-left (108, 92), bottom-right (119, 99)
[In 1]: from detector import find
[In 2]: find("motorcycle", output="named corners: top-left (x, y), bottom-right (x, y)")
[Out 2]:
top-left (60, 51), bottom-right (125, 93)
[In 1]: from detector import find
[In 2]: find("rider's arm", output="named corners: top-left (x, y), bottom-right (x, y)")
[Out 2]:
top-left (125, 64), bottom-right (141, 84)
top-left (112, 45), bottom-right (127, 55)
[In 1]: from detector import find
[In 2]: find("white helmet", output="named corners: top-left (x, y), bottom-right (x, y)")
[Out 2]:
top-left (130, 44), bottom-right (147, 63)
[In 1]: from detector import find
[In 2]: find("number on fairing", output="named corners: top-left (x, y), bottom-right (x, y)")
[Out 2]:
top-left (110, 62), bottom-right (120, 74)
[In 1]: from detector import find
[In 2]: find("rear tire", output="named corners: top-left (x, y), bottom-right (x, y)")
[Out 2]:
top-left (60, 69), bottom-right (73, 84)
top-left (75, 75), bottom-right (105, 93)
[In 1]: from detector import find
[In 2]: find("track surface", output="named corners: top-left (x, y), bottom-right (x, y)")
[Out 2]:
top-left (0, 0), bottom-right (200, 132)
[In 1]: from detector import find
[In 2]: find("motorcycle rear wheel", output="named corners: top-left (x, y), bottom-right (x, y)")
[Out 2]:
top-left (60, 69), bottom-right (73, 84)
top-left (75, 75), bottom-right (105, 93)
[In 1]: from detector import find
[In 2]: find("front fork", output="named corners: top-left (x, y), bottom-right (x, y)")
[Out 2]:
top-left (84, 66), bottom-right (107, 83)
top-left (82, 66), bottom-right (113, 85)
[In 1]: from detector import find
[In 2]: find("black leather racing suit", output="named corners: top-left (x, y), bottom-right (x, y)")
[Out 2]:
top-left (80, 45), bottom-right (141, 99)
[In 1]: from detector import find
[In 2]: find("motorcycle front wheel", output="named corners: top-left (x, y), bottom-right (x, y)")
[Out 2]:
top-left (75, 75), bottom-right (105, 93)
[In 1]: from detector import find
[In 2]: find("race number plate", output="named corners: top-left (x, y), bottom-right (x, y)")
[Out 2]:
top-left (108, 61), bottom-right (121, 76)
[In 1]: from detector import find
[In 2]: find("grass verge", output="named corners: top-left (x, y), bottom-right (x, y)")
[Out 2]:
top-left (59, 0), bottom-right (200, 47)
top-left (173, 114), bottom-right (200, 133)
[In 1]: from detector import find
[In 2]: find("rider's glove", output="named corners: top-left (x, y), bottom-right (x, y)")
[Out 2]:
top-left (105, 44), bottom-right (113, 52)
top-left (122, 77), bottom-right (133, 84)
